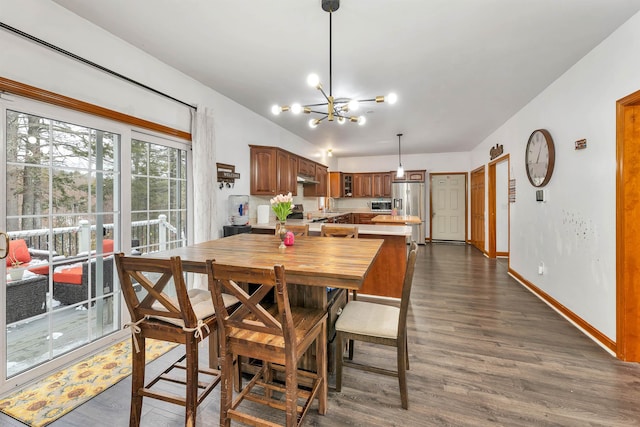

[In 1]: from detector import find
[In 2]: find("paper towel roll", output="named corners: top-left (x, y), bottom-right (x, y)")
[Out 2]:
top-left (257, 205), bottom-right (270, 224)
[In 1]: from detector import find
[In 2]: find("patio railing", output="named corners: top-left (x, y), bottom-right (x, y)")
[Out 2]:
top-left (6, 214), bottom-right (180, 256)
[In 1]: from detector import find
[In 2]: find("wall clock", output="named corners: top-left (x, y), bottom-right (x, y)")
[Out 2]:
top-left (525, 129), bottom-right (555, 187)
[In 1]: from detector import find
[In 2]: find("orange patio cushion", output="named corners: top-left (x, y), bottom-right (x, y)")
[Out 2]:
top-left (29, 264), bottom-right (50, 275)
top-left (103, 239), bottom-right (114, 254)
top-left (6, 239), bottom-right (31, 267)
top-left (53, 266), bottom-right (83, 285)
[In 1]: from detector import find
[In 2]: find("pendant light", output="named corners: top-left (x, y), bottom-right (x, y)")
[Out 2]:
top-left (270, 0), bottom-right (397, 128)
top-left (396, 133), bottom-right (405, 178)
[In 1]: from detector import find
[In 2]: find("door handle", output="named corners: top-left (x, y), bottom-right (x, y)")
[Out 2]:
top-left (0, 231), bottom-right (9, 259)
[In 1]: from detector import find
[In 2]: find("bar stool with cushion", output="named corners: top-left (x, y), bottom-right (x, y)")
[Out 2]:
top-left (277, 223), bottom-right (309, 237)
top-left (334, 241), bottom-right (418, 409)
top-left (115, 253), bottom-right (232, 427)
top-left (320, 224), bottom-right (358, 238)
top-left (206, 261), bottom-right (328, 427)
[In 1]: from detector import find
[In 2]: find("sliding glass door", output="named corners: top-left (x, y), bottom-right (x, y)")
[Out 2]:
top-left (2, 106), bottom-right (121, 381)
top-left (0, 95), bottom-right (191, 392)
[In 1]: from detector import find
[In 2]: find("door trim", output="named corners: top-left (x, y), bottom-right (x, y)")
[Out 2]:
top-left (616, 89), bottom-right (640, 361)
top-left (488, 154), bottom-right (510, 259)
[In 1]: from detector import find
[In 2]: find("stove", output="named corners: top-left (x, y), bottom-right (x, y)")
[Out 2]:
top-left (287, 204), bottom-right (304, 220)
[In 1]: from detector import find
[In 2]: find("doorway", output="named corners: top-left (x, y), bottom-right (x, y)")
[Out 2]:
top-left (470, 166), bottom-right (485, 252)
top-left (616, 89), bottom-right (640, 361)
top-left (430, 173), bottom-right (467, 241)
top-left (488, 155), bottom-right (510, 258)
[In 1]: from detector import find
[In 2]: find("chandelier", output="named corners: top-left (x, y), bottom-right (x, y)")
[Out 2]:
top-left (271, 0), bottom-right (397, 128)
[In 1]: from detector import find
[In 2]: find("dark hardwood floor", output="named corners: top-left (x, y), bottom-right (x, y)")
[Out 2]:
top-left (3, 243), bottom-right (640, 426)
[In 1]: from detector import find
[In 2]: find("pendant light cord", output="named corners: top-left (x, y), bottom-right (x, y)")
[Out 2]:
top-left (329, 12), bottom-right (333, 97)
top-left (398, 133), bottom-right (403, 165)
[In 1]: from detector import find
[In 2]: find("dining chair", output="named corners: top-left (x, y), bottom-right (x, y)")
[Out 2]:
top-left (320, 224), bottom-right (358, 238)
top-left (277, 223), bottom-right (309, 236)
top-left (206, 260), bottom-right (328, 427)
top-left (115, 253), bottom-right (232, 427)
top-left (334, 241), bottom-right (418, 409)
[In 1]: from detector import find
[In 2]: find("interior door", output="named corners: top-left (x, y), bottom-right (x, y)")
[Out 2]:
top-left (431, 174), bottom-right (466, 241)
top-left (470, 167), bottom-right (485, 252)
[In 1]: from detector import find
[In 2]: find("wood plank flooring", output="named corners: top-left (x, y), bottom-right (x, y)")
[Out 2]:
top-left (3, 243), bottom-right (640, 426)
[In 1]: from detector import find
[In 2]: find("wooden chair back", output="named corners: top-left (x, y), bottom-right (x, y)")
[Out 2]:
top-left (320, 224), bottom-right (358, 238)
top-left (115, 253), bottom-right (199, 329)
top-left (114, 253), bottom-right (221, 426)
top-left (206, 260), bottom-right (328, 426)
top-left (208, 262), bottom-right (293, 344)
top-left (398, 241), bottom-right (418, 339)
top-left (277, 223), bottom-right (309, 237)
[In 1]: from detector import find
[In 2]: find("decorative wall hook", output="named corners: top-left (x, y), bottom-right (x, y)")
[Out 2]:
top-left (217, 163), bottom-right (240, 189)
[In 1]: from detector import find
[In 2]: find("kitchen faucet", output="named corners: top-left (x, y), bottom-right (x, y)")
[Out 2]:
top-left (327, 197), bottom-right (336, 212)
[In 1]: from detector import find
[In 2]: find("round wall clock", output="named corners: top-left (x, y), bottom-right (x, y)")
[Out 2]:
top-left (525, 129), bottom-right (555, 187)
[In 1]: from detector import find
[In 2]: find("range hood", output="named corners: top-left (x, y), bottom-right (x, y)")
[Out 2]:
top-left (297, 175), bottom-right (320, 185)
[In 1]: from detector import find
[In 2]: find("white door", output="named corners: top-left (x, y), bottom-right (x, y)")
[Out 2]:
top-left (431, 174), bottom-right (466, 241)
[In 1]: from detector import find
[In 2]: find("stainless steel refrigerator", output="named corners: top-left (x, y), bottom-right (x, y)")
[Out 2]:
top-left (392, 181), bottom-right (425, 244)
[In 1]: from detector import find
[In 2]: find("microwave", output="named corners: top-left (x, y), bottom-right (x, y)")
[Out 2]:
top-left (371, 200), bottom-right (392, 211)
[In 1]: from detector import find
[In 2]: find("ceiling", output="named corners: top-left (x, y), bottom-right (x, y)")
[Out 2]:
top-left (51, 0), bottom-right (640, 158)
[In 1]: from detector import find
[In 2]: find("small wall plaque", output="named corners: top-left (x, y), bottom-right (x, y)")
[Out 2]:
top-left (575, 139), bottom-right (587, 150)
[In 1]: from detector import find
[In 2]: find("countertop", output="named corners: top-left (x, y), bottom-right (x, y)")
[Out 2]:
top-left (250, 218), bottom-right (412, 236)
top-left (371, 215), bottom-right (422, 224)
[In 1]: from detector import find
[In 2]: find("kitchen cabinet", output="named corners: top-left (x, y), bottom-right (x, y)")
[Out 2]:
top-left (373, 173), bottom-right (392, 197)
top-left (249, 145), bottom-right (298, 195)
top-left (277, 150), bottom-right (298, 196)
top-left (335, 213), bottom-right (353, 224)
top-left (250, 146), bottom-right (277, 195)
top-left (298, 157), bottom-right (316, 178)
top-left (354, 212), bottom-right (377, 224)
top-left (303, 163), bottom-right (328, 197)
top-left (382, 172), bottom-right (392, 197)
top-left (329, 172), bottom-right (342, 198)
top-left (343, 173), bottom-right (353, 197)
top-left (353, 173), bottom-right (372, 198)
top-left (393, 169), bottom-right (426, 183)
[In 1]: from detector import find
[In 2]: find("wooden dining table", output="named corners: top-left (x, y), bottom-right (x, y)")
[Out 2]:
top-left (145, 233), bottom-right (384, 372)
top-left (145, 233), bottom-right (384, 291)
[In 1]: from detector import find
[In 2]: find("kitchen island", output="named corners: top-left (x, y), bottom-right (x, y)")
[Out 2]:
top-left (371, 214), bottom-right (422, 225)
top-left (251, 219), bottom-right (411, 299)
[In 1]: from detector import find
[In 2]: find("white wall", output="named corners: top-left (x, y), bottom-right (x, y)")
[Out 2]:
top-left (0, 0), bottom-right (321, 237)
top-left (469, 10), bottom-right (640, 341)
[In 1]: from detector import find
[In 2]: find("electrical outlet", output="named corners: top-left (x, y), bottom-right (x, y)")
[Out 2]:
top-left (538, 262), bottom-right (545, 275)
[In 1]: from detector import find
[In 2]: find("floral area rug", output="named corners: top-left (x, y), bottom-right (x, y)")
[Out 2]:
top-left (0, 338), bottom-right (178, 427)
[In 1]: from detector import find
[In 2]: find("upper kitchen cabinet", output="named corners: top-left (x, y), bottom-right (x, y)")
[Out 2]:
top-left (329, 172), bottom-right (342, 198)
top-left (392, 170), bottom-right (426, 182)
top-left (372, 172), bottom-right (392, 197)
top-left (298, 157), bottom-right (316, 178)
top-left (353, 173), bottom-right (373, 198)
top-left (278, 150), bottom-right (298, 195)
top-left (249, 145), bottom-right (297, 196)
top-left (304, 163), bottom-right (328, 197)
